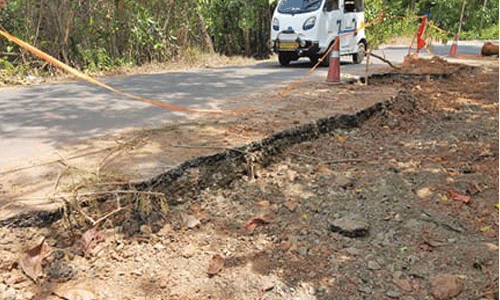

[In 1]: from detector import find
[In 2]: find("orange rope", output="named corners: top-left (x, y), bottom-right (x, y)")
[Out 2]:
top-left (0, 27), bottom-right (224, 114)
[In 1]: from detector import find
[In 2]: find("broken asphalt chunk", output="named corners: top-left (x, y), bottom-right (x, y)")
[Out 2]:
top-left (329, 214), bottom-right (369, 238)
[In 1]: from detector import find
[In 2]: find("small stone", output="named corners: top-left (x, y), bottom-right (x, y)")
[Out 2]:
top-left (416, 187), bottom-right (433, 199)
top-left (153, 243), bottom-right (165, 251)
top-left (140, 225), bottom-right (152, 235)
top-left (345, 247), bottom-right (362, 256)
top-left (394, 213), bottom-right (402, 222)
top-left (132, 269), bottom-right (142, 276)
top-left (182, 213), bottom-right (201, 229)
top-left (430, 274), bottom-right (463, 300)
top-left (182, 244), bottom-right (197, 258)
top-left (299, 247), bottom-right (309, 256)
top-left (329, 214), bottom-right (369, 238)
top-left (393, 271), bottom-right (403, 279)
top-left (358, 285), bottom-right (372, 294)
top-left (367, 261), bottom-right (381, 270)
top-left (285, 169), bottom-right (298, 182)
top-left (386, 288), bottom-right (402, 298)
top-left (257, 200), bottom-right (270, 207)
top-left (284, 198), bottom-right (298, 212)
top-left (394, 279), bottom-right (413, 292)
top-left (335, 176), bottom-right (355, 189)
top-left (3, 287), bottom-right (17, 300)
top-left (23, 291), bottom-right (35, 300)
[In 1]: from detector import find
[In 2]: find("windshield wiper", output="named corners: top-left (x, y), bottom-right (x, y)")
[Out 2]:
top-left (300, 0), bottom-right (321, 11)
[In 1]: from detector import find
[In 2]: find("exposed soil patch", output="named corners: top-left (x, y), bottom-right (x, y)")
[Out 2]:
top-left (0, 58), bottom-right (498, 300)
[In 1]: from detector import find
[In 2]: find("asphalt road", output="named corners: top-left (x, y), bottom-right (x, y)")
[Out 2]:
top-left (0, 41), bottom-right (486, 172)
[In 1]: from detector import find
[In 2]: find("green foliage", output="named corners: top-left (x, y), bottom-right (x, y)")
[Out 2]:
top-left (462, 23), bottom-right (499, 40)
top-left (365, 0), bottom-right (418, 48)
top-left (0, 0), bottom-right (497, 75)
top-left (199, 0), bottom-right (271, 57)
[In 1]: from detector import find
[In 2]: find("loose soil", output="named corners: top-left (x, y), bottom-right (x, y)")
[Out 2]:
top-left (0, 57), bottom-right (498, 300)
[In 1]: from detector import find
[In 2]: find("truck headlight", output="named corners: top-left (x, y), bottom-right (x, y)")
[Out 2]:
top-left (272, 18), bottom-right (279, 31)
top-left (303, 17), bottom-right (316, 31)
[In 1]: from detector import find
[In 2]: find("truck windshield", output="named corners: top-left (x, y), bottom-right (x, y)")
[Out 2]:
top-left (277, 0), bottom-right (323, 14)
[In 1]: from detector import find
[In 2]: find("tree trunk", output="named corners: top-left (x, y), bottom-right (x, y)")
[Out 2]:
top-left (193, 1), bottom-right (214, 53)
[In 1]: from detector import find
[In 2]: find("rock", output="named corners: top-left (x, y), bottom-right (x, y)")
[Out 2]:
top-left (429, 275), bottom-right (463, 300)
top-left (3, 286), bottom-right (17, 300)
top-left (329, 214), bottom-right (369, 238)
top-left (367, 260), bottom-right (381, 270)
top-left (182, 244), bottom-right (197, 258)
top-left (153, 243), bottom-right (165, 251)
top-left (335, 175), bottom-right (355, 189)
top-left (386, 287), bottom-right (402, 298)
top-left (285, 169), bottom-right (298, 182)
top-left (284, 198), bottom-right (298, 212)
top-left (393, 271), bottom-right (403, 279)
top-left (481, 42), bottom-right (499, 56)
top-left (23, 291), bottom-right (35, 300)
top-left (182, 213), bottom-right (201, 229)
top-left (358, 285), bottom-right (372, 294)
top-left (416, 187), bottom-right (433, 199)
top-left (394, 279), bottom-right (413, 292)
top-left (47, 261), bottom-right (78, 282)
top-left (140, 225), bottom-right (152, 235)
top-left (345, 247), bottom-right (362, 256)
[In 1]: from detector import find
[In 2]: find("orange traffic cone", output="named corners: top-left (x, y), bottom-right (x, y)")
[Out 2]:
top-left (326, 36), bottom-right (340, 83)
top-left (448, 34), bottom-right (459, 57)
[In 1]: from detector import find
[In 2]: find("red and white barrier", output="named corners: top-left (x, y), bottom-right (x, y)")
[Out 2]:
top-left (448, 34), bottom-right (459, 57)
top-left (326, 36), bottom-right (340, 83)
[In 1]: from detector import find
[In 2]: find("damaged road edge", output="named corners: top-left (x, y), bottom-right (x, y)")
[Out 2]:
top-left (0, 95), bottom-right (395, 228)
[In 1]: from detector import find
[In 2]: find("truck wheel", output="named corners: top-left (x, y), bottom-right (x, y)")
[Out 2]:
top-left (278, 53), bottom-right (292, 66)
top-left (352, 42), bottom-right (365, 64)
top-left (309, 55), bottom-right (320, 65)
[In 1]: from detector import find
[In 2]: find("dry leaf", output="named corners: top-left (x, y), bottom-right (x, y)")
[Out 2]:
top-left (285, 170), bottom-right (298, 182)
top-left (447, 190), bottom-right (471, 204)
top-left (79, 228), bottom-right (105, 257)
top-left (19, 237), bottom-right (51, 282)
top-left (284, 198), bottom-right (298, 212)
top-left (207, 254), bottom-right (224, 276)
top-left (314, 163), bottom-right (334, 175)
top-left (53, 283), bottom-right (97, 300)
top-left (484, 242), bottom-right (499, 251)
top-left (255, 283), bottom-right (275, 300)
top-left (257, 200), bottom-right (270, 207)
top-left (245, 217), bottom-right (270, 233)
top-left (181, 213), bottom-right (201, 229)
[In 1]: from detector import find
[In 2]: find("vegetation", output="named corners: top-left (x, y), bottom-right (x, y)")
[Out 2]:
top-left (0, 0), bottom-right (497, 74)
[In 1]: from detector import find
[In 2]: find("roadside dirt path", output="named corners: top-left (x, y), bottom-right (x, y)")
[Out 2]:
top-left (0, 57), bottom-right (498, 300)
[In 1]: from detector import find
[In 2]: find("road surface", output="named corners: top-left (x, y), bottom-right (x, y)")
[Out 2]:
top-left (0, 41), bottom-right (486, 173)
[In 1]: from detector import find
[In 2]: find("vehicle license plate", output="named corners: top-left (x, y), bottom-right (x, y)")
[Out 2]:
top-left (279, 42), bottom-right (298, 50)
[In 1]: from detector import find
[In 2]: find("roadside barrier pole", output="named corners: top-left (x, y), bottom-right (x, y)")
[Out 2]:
top-left (448, 34), bottom-right (459, 57)
top-left (326, 36), bottom-right (340, 83)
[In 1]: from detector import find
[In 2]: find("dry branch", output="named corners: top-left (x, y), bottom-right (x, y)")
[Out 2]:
top-left (370, 53), bottom-right (401, 69)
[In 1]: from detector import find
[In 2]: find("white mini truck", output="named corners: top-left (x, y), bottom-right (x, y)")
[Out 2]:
top-left (270, 0), bottom-right (367, 66)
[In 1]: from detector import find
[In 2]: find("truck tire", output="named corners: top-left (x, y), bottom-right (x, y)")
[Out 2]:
top-left (309, 55), bottom-right (319, 65)
top-left (278, 53), bottom-right (292, 66)
top-left (352, 42), bottom-right (365, 64)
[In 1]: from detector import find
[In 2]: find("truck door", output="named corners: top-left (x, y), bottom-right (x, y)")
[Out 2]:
top-left (341, 0), bottom-right (362, 52)
top-left (322, 0), bottom-right (339, 49)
